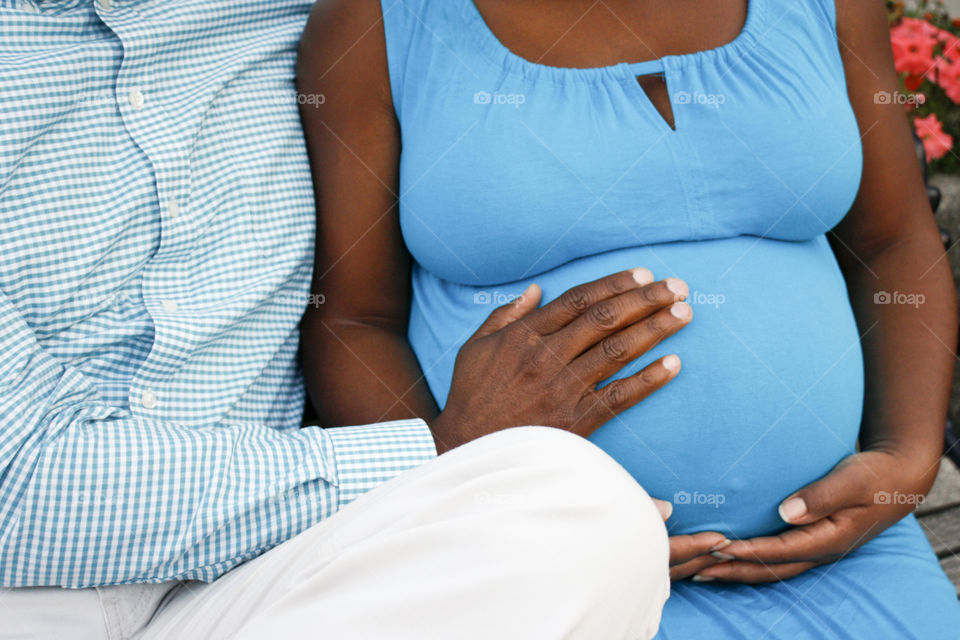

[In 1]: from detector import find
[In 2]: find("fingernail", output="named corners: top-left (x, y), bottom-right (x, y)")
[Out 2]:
top-left (517, 283), bottom-right (537, 302)
top-left (779, 497), bottom-right (807, 524)
top-left (709, 539), bottom-right (732, 552)
top-left (711, 551), bottom-right (736, 561)
top-left (692, 575), bottom-right (715, 582)
top-left (655, 500), bottom-right (673, 520)
top-left (662, 354), bottom-right (681, 372)
top-left (665, 278), bottom-right (689, 300)
top-left (669, 302), bottom-right (692, 320)
top-left (632, 268), bottom-right (654, 286)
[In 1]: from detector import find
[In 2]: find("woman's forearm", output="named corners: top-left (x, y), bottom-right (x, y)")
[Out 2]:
top-left (301, 307), bottom-right (440, 428)
top-left (837, 226), bottom-right (957, 483)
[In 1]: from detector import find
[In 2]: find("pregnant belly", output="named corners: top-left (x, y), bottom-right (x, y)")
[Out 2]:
top-left (409, 235), bottom-right (864, 538)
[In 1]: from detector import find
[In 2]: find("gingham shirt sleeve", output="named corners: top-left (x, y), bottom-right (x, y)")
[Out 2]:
top-left (0, 290), bottom-right (436, 588)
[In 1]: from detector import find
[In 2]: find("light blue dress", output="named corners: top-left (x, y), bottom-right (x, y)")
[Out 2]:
top-left (380, 0), bottom-right (960, 635)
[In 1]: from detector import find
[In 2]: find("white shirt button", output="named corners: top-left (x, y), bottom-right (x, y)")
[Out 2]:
top-left (167, 199), bottom-right (180, 218)
top-left (128, 89), bottom-right (144, 109)
top-left (141, 389), bottom-right (157, 409)
top-left (99, 0), bottom-right (111, 10)
top-left (161, 300), bottom-right (179, 313)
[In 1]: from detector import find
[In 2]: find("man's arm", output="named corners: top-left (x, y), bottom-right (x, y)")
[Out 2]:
top-left (0, 288), bottom-right (436, 588)
top-left (1, 263), bottom-right (694, 587)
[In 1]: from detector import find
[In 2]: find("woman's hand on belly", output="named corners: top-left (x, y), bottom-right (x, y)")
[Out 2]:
top-left (643, 499), bottom-right (732, 580)
top-left (692, 450), bottom-right (933, 583)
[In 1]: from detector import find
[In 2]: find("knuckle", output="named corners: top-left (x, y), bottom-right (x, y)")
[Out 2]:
top-left (640, 283), bottom-right (665, 305)
top-left (603, 379), bottom-right (630, 408)
top-left (637, 367), bottom-right (663, 388)
top-left (600, 336), bottom-right (629, 363)
top-left (608, 272), bottom-right (634, 295)
top-left (517, 343), bottom-right (556, 377)
top-left (519, 351), bottom-right (548, 375)
top-left (644, 314), bottom-right (669, 337)
top-left (588, 301), bottom-right (619, 330)
top-left (559, 288), bottom-right (591, 315)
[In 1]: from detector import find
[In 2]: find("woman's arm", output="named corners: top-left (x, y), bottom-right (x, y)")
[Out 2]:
top-left (295, 0), bottom-right (695, 454)
top-left (296, 0), bottom-right (440, 427)
top-left (830, 0), bottom-right (957, 473)
top-left (696, 0), bottom-right (958, 582)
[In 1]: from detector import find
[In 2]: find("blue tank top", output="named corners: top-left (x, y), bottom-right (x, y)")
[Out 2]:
top-left (386, 0), bottom-right (866, 538)
top-left (382, 0), bottom-right (861, 286)
top-left (379, 3), bottom-right (960, 637)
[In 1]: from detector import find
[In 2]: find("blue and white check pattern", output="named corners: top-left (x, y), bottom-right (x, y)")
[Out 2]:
top-left (0, 0), bottom-right (436, 587)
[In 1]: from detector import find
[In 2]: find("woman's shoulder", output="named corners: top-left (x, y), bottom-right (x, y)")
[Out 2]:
top-left (298, 0), bottom-right (388, 65)
top-left (297, 0), bottom-right (394, 115)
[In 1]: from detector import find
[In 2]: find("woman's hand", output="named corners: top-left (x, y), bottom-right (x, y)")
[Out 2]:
top-left (691, 450), bottom-right (936, 583)
top-left (650, 499), bottom-right (731, 581)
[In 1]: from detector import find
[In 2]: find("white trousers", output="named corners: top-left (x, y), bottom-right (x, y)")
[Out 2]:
top-left (0, 427), bottom-right (670, 640)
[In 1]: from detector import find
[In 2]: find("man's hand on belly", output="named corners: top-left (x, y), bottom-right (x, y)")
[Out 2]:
top-left (428, 268), bottom-right (692, 453)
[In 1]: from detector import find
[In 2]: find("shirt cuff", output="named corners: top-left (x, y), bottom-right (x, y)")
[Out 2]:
top-left (326, 418), bottom-right (437, 509)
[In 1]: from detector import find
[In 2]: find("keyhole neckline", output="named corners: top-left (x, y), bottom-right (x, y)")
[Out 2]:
top-left (462, 0), bottom-right (764, 84)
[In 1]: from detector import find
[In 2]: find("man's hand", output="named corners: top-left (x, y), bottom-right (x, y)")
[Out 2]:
top-left (691, 450), bottom-right (935, 583)
top-left (428, 269), bottom-right (692, 453)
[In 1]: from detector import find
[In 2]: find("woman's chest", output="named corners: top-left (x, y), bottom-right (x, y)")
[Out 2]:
top-left (394, 0), bottom-right (861, 285)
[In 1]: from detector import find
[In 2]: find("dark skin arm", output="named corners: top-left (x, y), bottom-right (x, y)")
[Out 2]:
top-left (296, 0), bottom-right (438, 428)
top-left (296, 0), bottom-right (693, 449)
top-left (296, 0), bottom-right (726, 579)
top-left (697, 0), bottom-right (958, 582)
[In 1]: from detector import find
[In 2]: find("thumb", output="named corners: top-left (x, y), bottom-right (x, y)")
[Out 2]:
top-left (651, 498), bottom-right (673, 521)
top-left (472, 283), bottom-right (542, 339)
top-left (778, 455), bottom-right (870, 525)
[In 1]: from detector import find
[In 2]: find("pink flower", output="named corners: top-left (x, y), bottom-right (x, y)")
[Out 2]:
top-left (892, 34), bottom-right (936, 75)
top-left (915, 113), bottom-right (954, 161)
top-left (899, 16), bottom-right (941, 40)
top-left (891, 18), bottom-right (938, 75)
top-left (937, 31), bottom-right (960, 63)
top-left (933, 56), bottom-right (960, 102)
